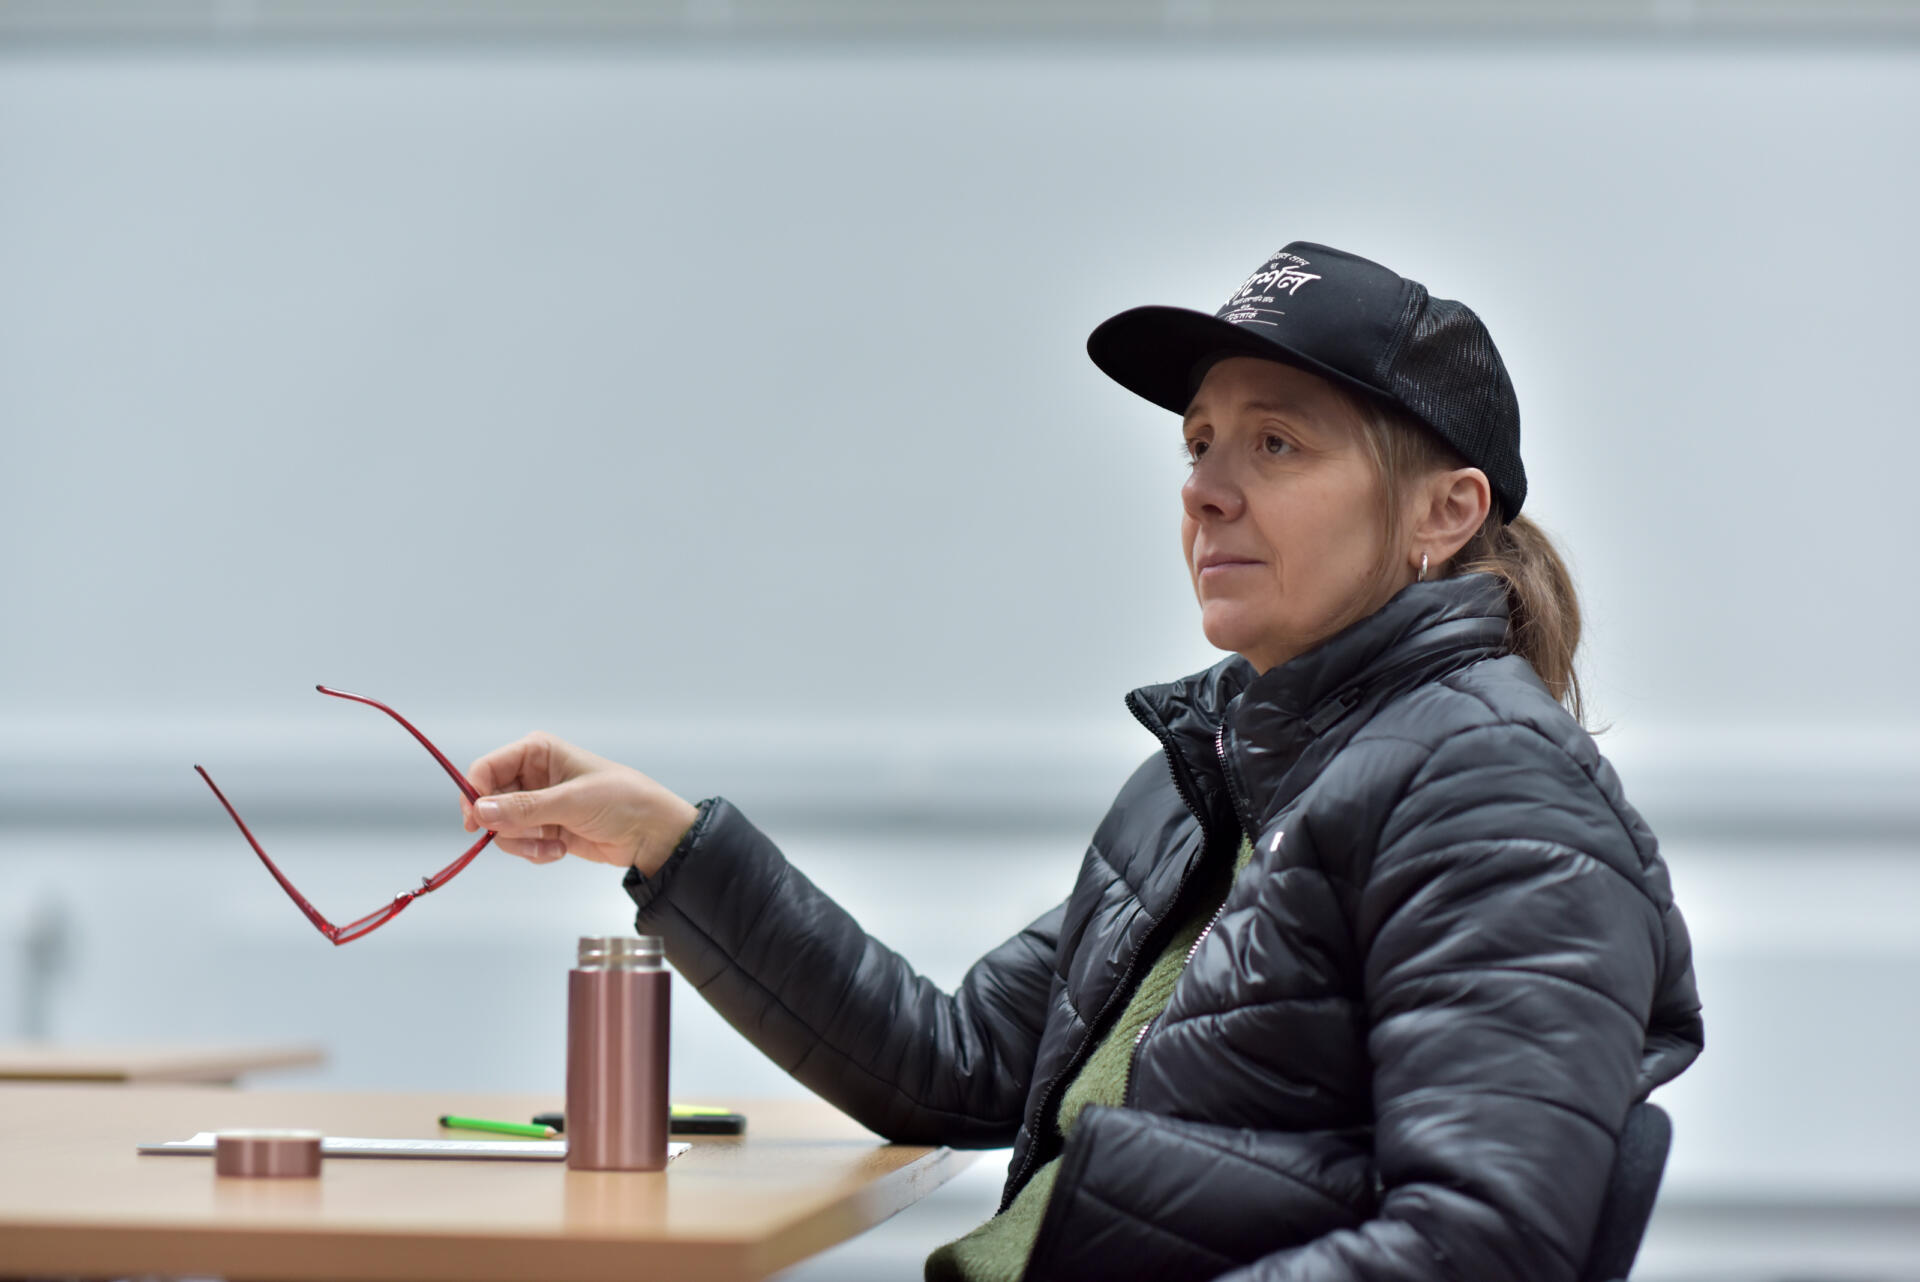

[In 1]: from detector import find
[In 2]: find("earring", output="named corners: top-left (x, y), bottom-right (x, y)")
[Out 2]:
top-left (1418, 552), bottom-right (1429, 583)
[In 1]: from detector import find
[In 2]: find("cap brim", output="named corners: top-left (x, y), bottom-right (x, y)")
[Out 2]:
top-left (1086, 305), bottom-right (1388, 417)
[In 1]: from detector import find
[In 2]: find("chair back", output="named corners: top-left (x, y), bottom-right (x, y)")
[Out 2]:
top-left (1580, 1100), bottom-right (1673, 1282)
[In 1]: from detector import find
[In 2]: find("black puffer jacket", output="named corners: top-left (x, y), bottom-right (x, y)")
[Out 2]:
top-left (624, 573), bottom-right (1704, 1282)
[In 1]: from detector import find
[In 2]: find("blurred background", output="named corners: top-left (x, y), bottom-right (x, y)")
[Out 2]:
top-left (2, 3), bottom-right (1917, 1279)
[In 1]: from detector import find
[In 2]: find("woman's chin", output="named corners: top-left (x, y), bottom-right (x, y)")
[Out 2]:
top-left (1199, 606), bottom-right (1268, 660)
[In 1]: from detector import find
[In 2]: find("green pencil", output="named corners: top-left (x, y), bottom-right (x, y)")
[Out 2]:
top-left (438, 1114), bottom-right (557, 1139)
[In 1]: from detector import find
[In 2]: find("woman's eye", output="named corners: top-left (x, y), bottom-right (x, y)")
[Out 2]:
top-left (1262, 433), bottom-right (1291, 455)
top-left (1182, 439), bottom-right (1206, 464)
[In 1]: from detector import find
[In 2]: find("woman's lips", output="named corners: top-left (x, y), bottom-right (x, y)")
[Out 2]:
top-left (1197, 559), bottom-right (1262, 580)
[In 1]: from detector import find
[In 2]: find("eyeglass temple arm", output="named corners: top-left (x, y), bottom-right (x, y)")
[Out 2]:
top-left (200, 689), bottom-right (494, 946)
top-left (314, 685), bottom-right (482, 805)
top-left (423, 831), bottom-right (493, 892)
top-left (192, 765), bottom-right (340, 941)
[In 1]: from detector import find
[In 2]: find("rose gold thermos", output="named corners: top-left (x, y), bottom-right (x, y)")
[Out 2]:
top-left (566, 935), bottom-right (670, 1171)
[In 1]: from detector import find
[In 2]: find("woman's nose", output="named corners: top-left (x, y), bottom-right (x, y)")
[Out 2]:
top-left (1182, 454), bottom-right (1243, 522)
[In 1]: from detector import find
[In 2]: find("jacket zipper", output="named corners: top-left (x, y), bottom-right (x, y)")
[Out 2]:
top-left (1001, 700), bottom-right (1227, 1214)
top-left (1124, 690), bottom-right (1216, 854)
top-left (1215, 718), bottom-right (1255, 851)
top-left (1115, 693), bottom-right (1356, 1124)
top-left (1122, 894), bottom-right (1230, 1108)
top-left (1187, 902), bottom-right (1229, 968)
top-left (1123, 723), bottom-right (1237, 1111)
top-left (1126, 1017), bottom-right (1155, 1100)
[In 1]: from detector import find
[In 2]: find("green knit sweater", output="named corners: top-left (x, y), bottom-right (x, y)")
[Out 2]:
top-left (924, 836), bottom-right (1255, 1282)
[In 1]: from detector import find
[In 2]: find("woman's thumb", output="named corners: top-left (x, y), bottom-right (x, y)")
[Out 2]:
top-left (474, 785), bottom-right (569, 833)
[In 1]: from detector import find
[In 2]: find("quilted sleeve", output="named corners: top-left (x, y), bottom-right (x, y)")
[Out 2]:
top-left (623, 797), bottom-right (1063, 1147)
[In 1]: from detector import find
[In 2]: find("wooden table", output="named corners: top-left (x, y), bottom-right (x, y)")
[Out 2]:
top-left (0, 1042), bottom-right (326, 1086)
top-left (0, 1084), bottom-right (974, 1281)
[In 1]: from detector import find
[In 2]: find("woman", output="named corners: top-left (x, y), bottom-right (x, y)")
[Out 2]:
top-left (461, 242), bottom-right (1704, 1282)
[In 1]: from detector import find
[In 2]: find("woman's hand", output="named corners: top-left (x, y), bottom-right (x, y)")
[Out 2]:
top-left (461, 733), bottom-right (698, 876)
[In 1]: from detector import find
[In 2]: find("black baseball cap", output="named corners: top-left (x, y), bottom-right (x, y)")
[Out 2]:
top-left (1087, 241), bottom-right (1527, 519)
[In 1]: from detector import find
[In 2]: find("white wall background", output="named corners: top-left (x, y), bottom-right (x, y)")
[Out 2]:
top-left (2, 34), bottom-right (1918, 1272)
top-left (3, 46), bottom-right (1917, 758)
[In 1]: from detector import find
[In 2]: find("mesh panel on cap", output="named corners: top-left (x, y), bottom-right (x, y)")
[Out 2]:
top-left (1375, 295), bottom-right (1527, 518)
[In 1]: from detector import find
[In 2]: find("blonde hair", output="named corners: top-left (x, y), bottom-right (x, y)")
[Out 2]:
top-left (1347, 394), bottom-right (1586, 725)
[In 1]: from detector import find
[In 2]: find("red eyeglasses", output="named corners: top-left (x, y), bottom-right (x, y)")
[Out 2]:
top-left (194, 685), bottom-right (495, 945)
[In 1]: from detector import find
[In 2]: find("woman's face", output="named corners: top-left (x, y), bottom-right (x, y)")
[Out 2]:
top-left (1181, 356), bottom-right (1399, 674)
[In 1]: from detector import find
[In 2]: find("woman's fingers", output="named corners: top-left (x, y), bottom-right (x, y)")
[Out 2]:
top-left (473, 777), bottom-right (588, 837)
top-left (456, 732), bottom-right (689, 871)
top-left (498, 822), bottom-right (566, 862)
top-left (465, 745), bottom-right (520, 800)
top-left (465, 733), bottom-right (573, 804)
top-left (496, 833), bottom-right (567, 862)
top-left (464, 733), bottom-right (583, 831)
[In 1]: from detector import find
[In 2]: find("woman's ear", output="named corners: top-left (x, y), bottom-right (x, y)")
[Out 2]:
top-left (1413, 466), bottom-right (1492, 572)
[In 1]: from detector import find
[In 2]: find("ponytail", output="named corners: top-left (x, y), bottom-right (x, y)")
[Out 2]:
top-left (1348, 394), bottom-right (1587, 725)
top-left (1455, 512), bottom-right (1584, 725)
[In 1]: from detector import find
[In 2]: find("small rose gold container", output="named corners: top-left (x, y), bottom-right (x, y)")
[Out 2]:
top-left (214, 1129), bottom-right (323, 1178)
top-left (566, 935), bottom-right (670, 1171)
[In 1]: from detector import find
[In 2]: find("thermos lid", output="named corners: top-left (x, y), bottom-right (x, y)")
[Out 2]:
top-left (577, 935), bottom-right (665, 969)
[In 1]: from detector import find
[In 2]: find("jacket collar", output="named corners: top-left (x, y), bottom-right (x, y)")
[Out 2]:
top-left (1128, 573), bottom-right (1511, 843)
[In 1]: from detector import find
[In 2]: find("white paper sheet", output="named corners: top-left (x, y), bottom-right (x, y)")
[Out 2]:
top-left (137, 1132), bottom-right (691, 1162)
